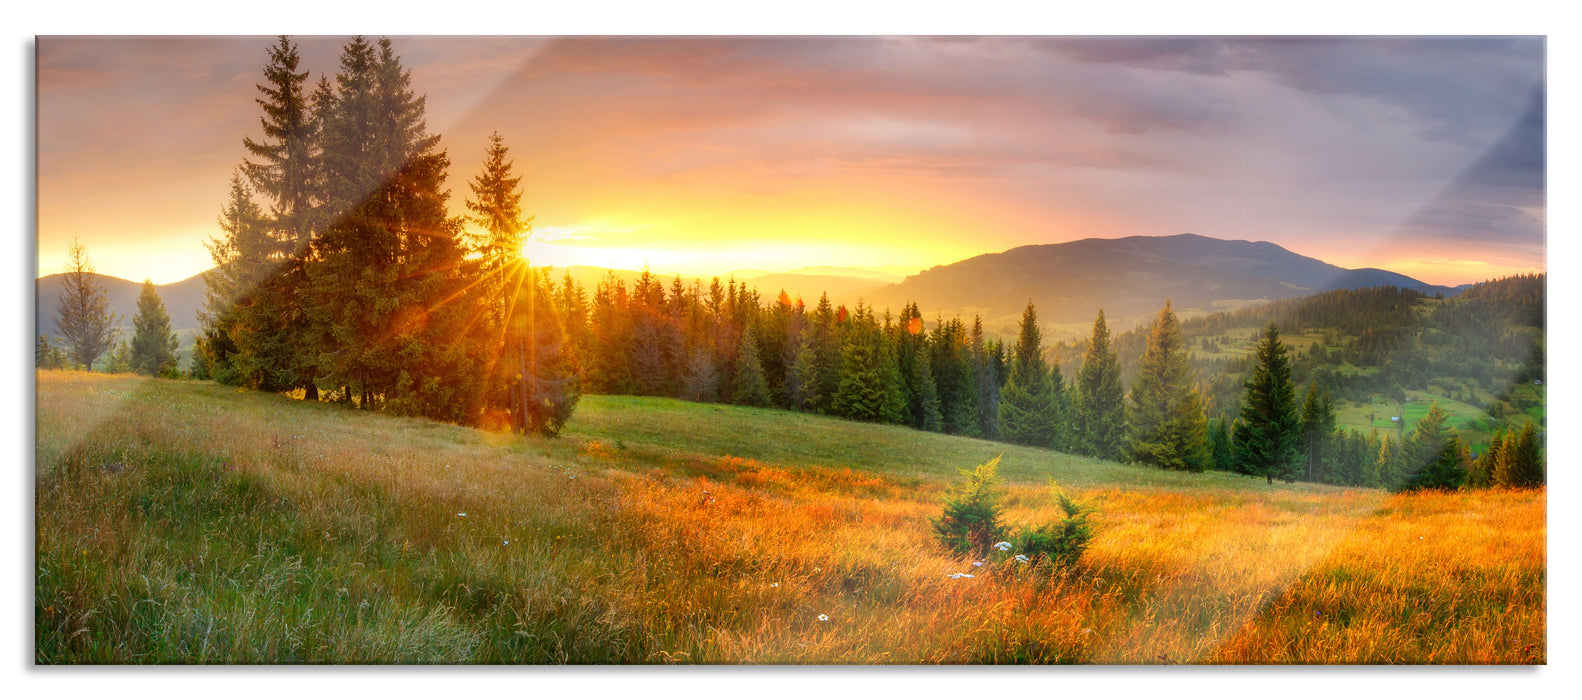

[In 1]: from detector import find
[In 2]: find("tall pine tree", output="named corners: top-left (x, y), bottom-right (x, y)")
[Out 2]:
top-left (307, 36), bottom-right (464, 415)
top-left (732, 323), bottom-right (771, 406)
top-left (909, 342), bottom-right (943, 431)
top-left (200, 172), bottom-right (269, 384)
top-left (129, 279), bottom-right (179, 376)
top-left (1297, 385), bottom-right (1337, 482)
top-left (1404, 433), bottom-right (1469, 492)
top-left (1073, 309), bottom-right (1126, 460)
top-left (1397, 403), bottom-right (1454, 491)
top-left (831, 305), bottom-right (905, 423)
top-left (233, 35), bottom-right (321, 395)
top-left (1125, 302), bottom-right (1209, 472)
top-left (1495, 422), bottom-right (1543, 488)
top-left (970, 316), bottom-right (1003, 440)
top-left (998, 302), bottom-right (1060, 448)
top-left (1233, 323), bottom-right (1300, 484)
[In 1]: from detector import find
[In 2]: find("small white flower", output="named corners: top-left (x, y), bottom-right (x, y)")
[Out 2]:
top-left (503, 539), bottom-right (510, 545)
top-left (817, 614), bottom-right (829, 621)
top-left (770, 582), bottom-right (779, 587)
top-left (457, 512), bottom-right (467, 517)
top-left (1083, 628), bottom-right (1093, 635)
top-left (972, 561), bottom-right (983, 567)
top-left (993, 541), bottom-right (1012, 551)
top-left (1014, 554), bottom-right (1030, 563)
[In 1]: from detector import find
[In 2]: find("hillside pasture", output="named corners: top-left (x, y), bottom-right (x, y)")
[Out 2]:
top-left (35, 372), bottom-right (1544, 664)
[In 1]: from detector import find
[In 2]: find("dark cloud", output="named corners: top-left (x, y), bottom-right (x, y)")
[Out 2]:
top-left (1398, 86), bottom-right (1545, 248)
top-left (1035, 36), bottom-right (1544, 146)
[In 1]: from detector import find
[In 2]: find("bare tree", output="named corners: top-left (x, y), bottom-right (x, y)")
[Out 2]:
top-left (55, 238), bottom-right (120, 371)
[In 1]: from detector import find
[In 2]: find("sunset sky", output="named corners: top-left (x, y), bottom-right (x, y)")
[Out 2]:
top-left (35, 35), bottom-right (1545, 286)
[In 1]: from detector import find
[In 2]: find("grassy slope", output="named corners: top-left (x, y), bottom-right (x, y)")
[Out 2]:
top-left (565, 395), bottom-right (1284, 493)
top-left (35, 372), bottom-right (1545, 664)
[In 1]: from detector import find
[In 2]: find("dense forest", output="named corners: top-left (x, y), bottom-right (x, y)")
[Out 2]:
top-left (39, 36), bottom-right (1545, 493)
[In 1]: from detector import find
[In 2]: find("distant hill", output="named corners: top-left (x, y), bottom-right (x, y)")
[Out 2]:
top-left (35, 272), bottom-right (207, 339)
top-left (864, 233), bottom-right (1463, 340)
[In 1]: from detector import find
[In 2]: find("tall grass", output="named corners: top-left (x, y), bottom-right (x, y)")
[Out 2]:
top-left (35, 371), bottom-right (1544, 664)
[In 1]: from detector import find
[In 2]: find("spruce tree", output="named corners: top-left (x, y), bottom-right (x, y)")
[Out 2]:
top-left (831, 306), bottom-right (904, 423)
top-left (732, 323), bottom-right (771, 406)
top-left (784, 332), bottom-right (819, 410)
top-left (910, 343), bottom-right (943, 432)
top-left (244, 36), bottom-right (319, 252)
top-left (55, 238), bottom-right (119, 371)
top-left (931, 317), bottom-right (979, 436)
top-left (200, 172), bottom-right (267, 384)
top-left (811, 292), bottom-right (843, 413)
top-left (1398, 403), bottom-right (1453, 489)
top-left (680, 347), bottom-right (721, 403)
top-left (233, 36), bottom-right (321, 395)
top-left (36, 335), bottom-right (68, 370)
top-left (555, 272), bottom-right (592, 380)
top-left (631, 311), bottom-right (669, 396)
top-left (896, 303), bottom-right (930, 428)
top-left (1374, 433), bottom-right (1402, 490)
top-left (875, 313), bottom-right (909, 423)
top-left (307, 36), bottom-right (463, 415)
top-left (1074, 309), bottom-right (1126, 460)
top-left (1048, 359), bottom-right (1073, 451)
top-left (129, 280), bottom-right (179, 377)
top-left (932, 456), bottom-right (1008, 556)
top-left (971, 316), bottom-right (1003, 440)
top-left (460, 129), bottom-right (532, 413)
top-left (1208, 416), bottom-right (1234, 471)
top-left (1404, 433), bottom-right (1469, 491)
top-left (1233, 323), bottom-right (1300, 484)
top-left (1496, 422), bottom-right (1543, 488)
top-left (588, 272), bottom-right (635, 394)
top-left (465, 131), bottom-right (529, 265)
top-left (1297, 385), bottom-right (1337, 482)
top-left (1125, 302), bottom-right (1209, 472)
top-left (997, 302), bottom-right (1060, 448)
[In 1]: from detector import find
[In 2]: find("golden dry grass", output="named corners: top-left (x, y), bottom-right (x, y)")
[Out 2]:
top-left (35, 371), bottom-right (1544, 664)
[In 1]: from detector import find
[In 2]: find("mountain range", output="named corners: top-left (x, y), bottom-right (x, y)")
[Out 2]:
top-left (865, 233), bottom-right (1465, 339)
top-left (35, 234), bottom-right (1464, 346)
